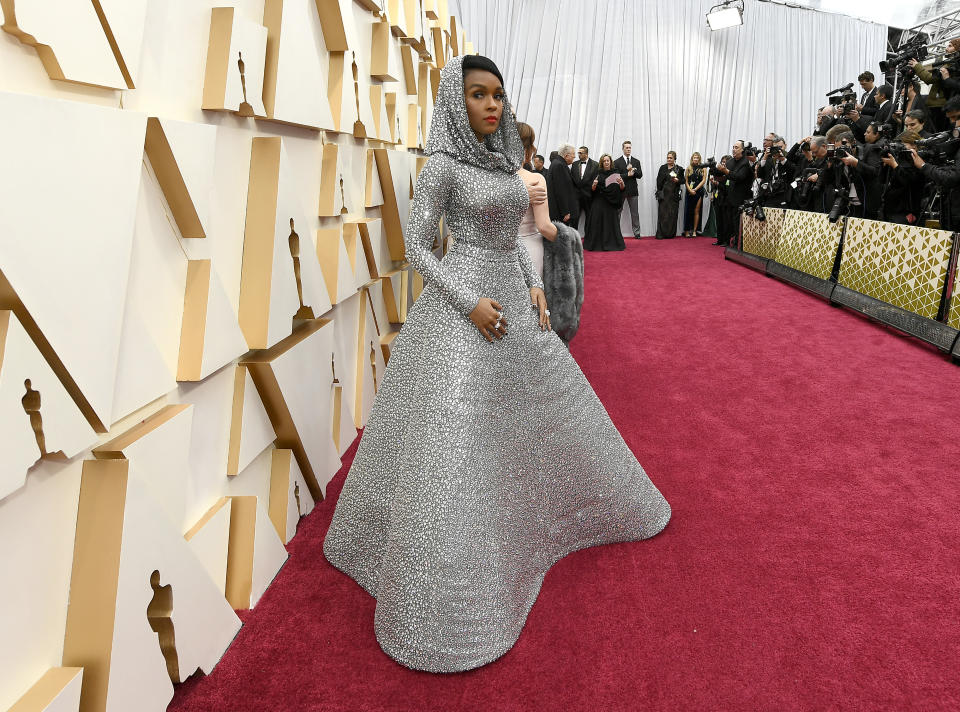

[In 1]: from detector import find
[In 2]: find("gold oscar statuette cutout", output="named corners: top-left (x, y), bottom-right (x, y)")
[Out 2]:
top-left (147, 570), bottom-right (181, 683)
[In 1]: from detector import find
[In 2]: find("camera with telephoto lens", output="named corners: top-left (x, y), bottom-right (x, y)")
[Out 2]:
top-left (742, 142), bottom-right (757, 158)
top-left (828, 192), bottom-right (849, 223)
top-left (769, 145), bottom-right (785, 157)
top-left (879, 34), bottom-right (929, 74)
top-left (932, 51), bottom-right (960, 73)
top-left (824, 143), bottom-right (850, 159)
top-left (880, 141), bottom-right (916, 162)
top-left (705, 156), bottom-right (725, 177)
top-left (741, 196), bottom-right (765, 222)
top-left (916, 131), bottom-right (960, 165)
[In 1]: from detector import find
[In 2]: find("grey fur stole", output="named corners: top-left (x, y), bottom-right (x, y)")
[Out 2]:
top-left (542, 222), bottom-right (584, 343)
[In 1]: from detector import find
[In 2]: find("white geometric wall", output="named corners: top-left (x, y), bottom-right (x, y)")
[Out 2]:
top-left (0, 1), bottom-right (467, 709)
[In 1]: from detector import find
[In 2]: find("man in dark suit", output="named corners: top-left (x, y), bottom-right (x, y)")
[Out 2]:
top-left (837, 123), bottom-right (884, 220)
top-left (713, 140), bottom-right (754, 246)
top-left (547, 144), bottom-right (579, 226)
top-left (571, 146), bottom-right (599, 230)
top-left (857, 71), bottom-right (879, 118)
top-left (613, 140), bottom-right (643, 238)
top-left (532, 154), bottom-right (548, 177)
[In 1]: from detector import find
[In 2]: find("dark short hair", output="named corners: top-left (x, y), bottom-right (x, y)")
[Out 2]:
top-left (945, 96), bottom-right (960, 114)
top-left (534, 154), bottom-right (544, 162)
top-left (462, 54), bottom-right (504, 87)
top-left (858, 71), bottom-right (875, 82)
top-left (866, 122), bottom-right (881, 135)
top-left (578, 146), bottom-right (588, 153)
top-left (905, 110), bottom-right (925, 124)
top-left (549, 150), bottom-right (559, 161)
top-left (622, 140), bottom-right (631, 147)
top-left (877, 84), bottom-right (893, 101)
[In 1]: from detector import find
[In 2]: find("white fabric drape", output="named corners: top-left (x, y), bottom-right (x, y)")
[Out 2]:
top-left (450, 0), bottom-right (886, 236)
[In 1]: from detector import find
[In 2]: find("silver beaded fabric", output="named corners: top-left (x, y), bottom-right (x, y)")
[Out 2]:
top-left (322, 58), bottom-right (671, 673)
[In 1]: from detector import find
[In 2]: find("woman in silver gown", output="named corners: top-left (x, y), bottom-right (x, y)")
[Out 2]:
top-left (323, 55), bottom-right (671, 673)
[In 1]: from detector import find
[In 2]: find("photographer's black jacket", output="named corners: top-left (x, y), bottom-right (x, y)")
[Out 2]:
top-left (919, 141), bottom-right (960, 230)
top-left (723, 156), bottom-right (754, 206)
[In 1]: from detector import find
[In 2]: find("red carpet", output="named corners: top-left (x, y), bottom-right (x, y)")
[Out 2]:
top-left (170, 237), bottom-right (960, 711)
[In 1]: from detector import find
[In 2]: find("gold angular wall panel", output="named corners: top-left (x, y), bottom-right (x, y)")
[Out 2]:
top-left (201, 7), bottom-right (267, 117)
top-left (7, 667), bottom-right (82, 712)
top-left (261, 0), bottom-right (336, 131)
top-left (838, 219), bottom-right (953, 320)
top-left (268, 448), bottom-right (315, 544)
top-left (144, 117), bottom-right (215, 239)
top-left (775, 209), bottom-right (844, 281)
top-left (314, 0), bottom-right (348, 52)
top-left (0, 311), bottom-right (98, 502)
top-left (0, 0), bottom-right (127, 89)
top-left (177, 259), bottom-right (248, 382)
top-left (227, 365), bottom-right (276, 477)
top-left (240, 136), bottom-right (333, 349)
top-left (0, 91), bottom-right (146, 432)
top-left (63, 458), bottom-right (242, 712)
top-left (370, 15), bottom-right (399, 81)
top-left (243, 319), bottom-right (341, 501)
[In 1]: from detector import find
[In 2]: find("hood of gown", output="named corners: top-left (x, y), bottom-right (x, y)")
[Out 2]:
top-left (425, 55), bottom-right (524, 174)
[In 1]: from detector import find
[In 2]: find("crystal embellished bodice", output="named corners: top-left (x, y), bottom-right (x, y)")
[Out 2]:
top-left (445, 161), bottom-right (530, 250)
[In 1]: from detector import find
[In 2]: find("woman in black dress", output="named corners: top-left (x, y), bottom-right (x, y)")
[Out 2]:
top-left (655, 151), bottom-right (682, 239)
top-left (682, 152), bottom-right (707, 237)
top-left (584, 153), bottom-right (626, 251)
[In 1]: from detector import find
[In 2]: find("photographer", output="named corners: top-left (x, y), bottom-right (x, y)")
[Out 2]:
top-left (910, 38), bottom-right (960, 131)
top-left (881, 129), bottom-right (927, 225)
top-left (795, 136), bottom-right (830, 211)
top-left (713, 143), bottom-right (753, 246)
top-left (708, 155), bottom-right (731, 244)
top-left (758, 139), bottom-right (796, 208)
top-left (910, 96), bottom-right (960, 230)
top-left (814, 106), bottom-right (838, 137)
top-left (857, 71), bottom-right (879, 117)
top-left (836, 123), bottom-right (884, 220)
top-left (904, 109), bottom-right (931, 138)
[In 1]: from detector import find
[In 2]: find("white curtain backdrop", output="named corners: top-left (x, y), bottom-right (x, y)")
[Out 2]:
top-left (450, 0), bottom-right (886, 236)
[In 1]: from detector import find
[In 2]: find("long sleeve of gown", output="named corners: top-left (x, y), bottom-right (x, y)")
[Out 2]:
top-left (404, 154), bottom-right (480, 316)
top-left (516, 237), bottom-right (544, 290)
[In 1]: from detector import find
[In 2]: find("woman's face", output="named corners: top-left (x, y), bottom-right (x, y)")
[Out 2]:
top-left (692, 154), bottom-right (701, 166)
top-left (463, 70), bottom-right (504, 141)
top-left (667, 154), bottom-right (675, 166)
top-left (601, 156), bottom-right (612, 170)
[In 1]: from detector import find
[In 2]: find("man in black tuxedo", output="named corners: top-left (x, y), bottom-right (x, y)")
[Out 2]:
top-left (713, 140), bottom-right (754, 246)
top-left (532, 154), bottom-right (548, 177)
top-left (613, 140), bottom-right (643, 238)
top-left (571, 146), bottom-right (599, 230)
top-left (857, 71), bottom-right (879, 118)
top-left (547, 143), bottom-right (579, 226)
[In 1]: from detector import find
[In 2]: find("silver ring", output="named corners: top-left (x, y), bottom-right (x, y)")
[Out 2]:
top-left (493, 319), bottom-right (501, 330)
top-left (545, 309), bottom-right (551, 317)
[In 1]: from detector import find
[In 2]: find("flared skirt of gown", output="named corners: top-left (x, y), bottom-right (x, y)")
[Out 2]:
top-left (322, 244), bottom-right (671, 673)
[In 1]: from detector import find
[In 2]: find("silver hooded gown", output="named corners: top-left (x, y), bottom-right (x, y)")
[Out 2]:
top-left (323, 56), bottom-right (671, 673)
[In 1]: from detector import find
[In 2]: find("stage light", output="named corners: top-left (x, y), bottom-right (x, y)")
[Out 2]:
top-left (707, 1), bottom-right (743, 30)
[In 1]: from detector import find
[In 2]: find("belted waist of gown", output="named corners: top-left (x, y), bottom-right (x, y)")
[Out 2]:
top-left (445, 240), bottom-right (520, 263)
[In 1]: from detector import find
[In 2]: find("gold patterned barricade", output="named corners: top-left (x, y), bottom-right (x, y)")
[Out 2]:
top-left (775, 210), bottom-right (844, 281)
top-left (765, 209), bottom-right (844, 299)
top-left (740, 208), bottom-right (784, 260)
top-left (832, 219), bottom-right (959, 350)
top-left (837, 219), bottom-right (953, 320)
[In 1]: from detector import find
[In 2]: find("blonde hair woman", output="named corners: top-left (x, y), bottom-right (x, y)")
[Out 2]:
top-left (683, 152), bottom-right (707, 237)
